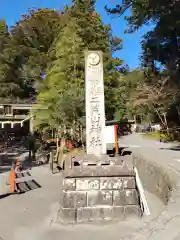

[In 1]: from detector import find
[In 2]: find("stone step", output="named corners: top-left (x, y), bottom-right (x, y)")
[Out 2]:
top-left (58, 174), bottom-right (141, 224)
top-left (63, 176), bottom-right (136, 191)
top-left (65, 154), bottom-right (132, 170)
top-left (57, 155), bottom-right (142, 224)
top-left (62, 189), bottom-right (140, 208)
top-left (64, 165), bottom-right (135, 178)
top-left (58, 205), bottom-right (141, 224)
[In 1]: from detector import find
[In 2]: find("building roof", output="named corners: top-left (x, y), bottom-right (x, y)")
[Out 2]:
top-left (106, 119), bottom-right (135, 126)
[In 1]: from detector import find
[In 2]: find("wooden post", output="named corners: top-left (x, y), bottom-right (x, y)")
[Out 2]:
top-left (114, 124), bottom-right (118, 155)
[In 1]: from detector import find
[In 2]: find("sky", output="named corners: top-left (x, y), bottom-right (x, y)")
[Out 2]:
top-left (0, 0), bottom-right (152, 69)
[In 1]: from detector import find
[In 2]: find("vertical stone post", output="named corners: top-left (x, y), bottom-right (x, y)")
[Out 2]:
top-left (85, 51), bottom-right (106, 155)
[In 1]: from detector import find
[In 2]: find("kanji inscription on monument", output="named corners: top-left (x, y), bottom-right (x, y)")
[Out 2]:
top-left (85, 51), bottom-right (106, 155)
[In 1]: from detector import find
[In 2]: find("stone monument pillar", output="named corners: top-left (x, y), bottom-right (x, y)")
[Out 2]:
top-left (56, 51), bottom-right (142, 225)
top-left (85, 51), bottom-right (106, 155)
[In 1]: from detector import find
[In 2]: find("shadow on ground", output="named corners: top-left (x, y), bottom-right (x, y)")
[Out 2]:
top-left (160, 145), bottom-right (180, 151)
top-left (107, 147), bottom-right (130, 156)
top-left (0, 193), bottom-right (11, 199)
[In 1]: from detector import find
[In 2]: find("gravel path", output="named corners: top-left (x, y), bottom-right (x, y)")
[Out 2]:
top-left (119, 133), bottom-right (176, 149)
top-left (119, 133), bottom-right (180, 174)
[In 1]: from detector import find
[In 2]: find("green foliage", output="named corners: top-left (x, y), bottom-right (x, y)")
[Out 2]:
top-left (0, 19), bottom-right (26, 102)
top-left (106, 0), bottom-right (180, 126)
top-left (0, 19), bottom-right (8, 51)
top-left (12, 8), bottom-right (63, 94)
top-left (113, 69), bottom-right (144, 120)
top-left (34, 20), bottom-right (85, 131)
top-left (1, 0), bottom-right (180, 132)
top-left (34, 0), bottom-right (124, 132)
top-left (0, 1), bottom-right (129, 134)
top-left (106, 0), bottom-right (180, 77)
top-left (0, 9), bottom-right (63, 102)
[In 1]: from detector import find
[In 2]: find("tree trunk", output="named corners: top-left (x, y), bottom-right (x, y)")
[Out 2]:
top-left (56, 132), bottom-right (59, 150)
top-left (163, 113), bottom-right (169, 132)
top-left (80, 124), bottom-right (84, 150)
top-left (56, 126), bottom-right (66, 168)
top-left (151, 104), bottom-right (166, 127)
top-left (73, 119), bottom-right (76, 140)
top-left (55, 127), bottom-right (61, 163)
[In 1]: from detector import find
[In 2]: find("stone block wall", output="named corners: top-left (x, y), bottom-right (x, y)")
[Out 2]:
top-left (120, 148), bottom-right (180, 240)
top-left (132, 149), bottom-right (173, 204)
top-left (58, 175), bottom-right (141, 224)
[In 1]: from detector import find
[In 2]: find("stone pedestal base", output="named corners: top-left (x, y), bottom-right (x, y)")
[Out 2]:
top-left (57, 155), bottom-right (142, 224)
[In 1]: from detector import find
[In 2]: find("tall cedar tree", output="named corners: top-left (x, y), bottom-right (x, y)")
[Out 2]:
top-left (0, 19), bottom-right (25, 102)
top-left (35, 0), bottom-right (124, 132)
top-left (69, 0), bottom-right (123, 119)
top-left (0, 9), bottom-right (62, 103)
top-left (34, 20), bottom-right (85, 131)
